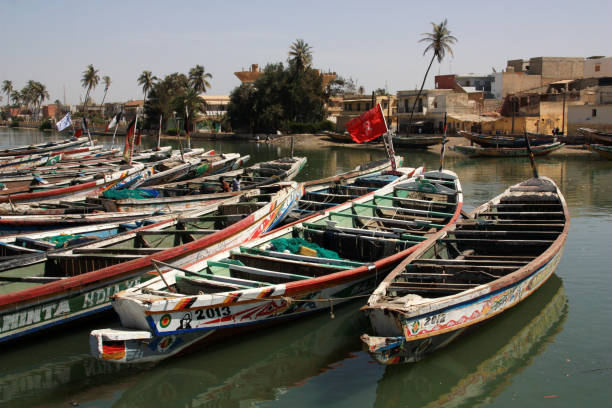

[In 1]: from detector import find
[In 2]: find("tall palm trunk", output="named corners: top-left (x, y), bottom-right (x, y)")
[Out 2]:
top-left (406, 53), bottom-right (435, 135)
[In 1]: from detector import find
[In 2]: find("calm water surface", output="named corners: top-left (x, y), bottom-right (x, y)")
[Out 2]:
top-left (0, 129), bottom-right (610, 407)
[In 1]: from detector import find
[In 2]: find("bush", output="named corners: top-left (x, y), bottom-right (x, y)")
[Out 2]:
top-left (284, 120), bottom-right (335, 134)
top-left (166, 128), bottom-right (179, 136)
top-left (9, 120), bottom-right (19, 128)
top-left (39, 119), bottom-right (53, 131)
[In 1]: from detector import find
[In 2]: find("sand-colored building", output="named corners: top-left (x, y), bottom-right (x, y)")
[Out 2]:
top-left (235, 63), bottom-right (338, 88)
top-left (336, 95), bottom-right (396, 133)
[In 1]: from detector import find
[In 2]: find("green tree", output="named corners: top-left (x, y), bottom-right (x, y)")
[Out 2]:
top-left (143, 72), bottom-right (188, 129)
top-left (407, 19), bottom-right (457, 133)
top-left (188, 65), bottom-right (212, 94)
top-left (172, 88), bottom-right (207, 133)
top-left (33, 82), bottom-right (49, 118)
top-left (2, 80), bottom-right (13, 110)
top-left (81, 64), bottom-right (100, 115)
top-left (100, 75), bottom-right (111, 117)
top-left (138, 70), bottom-right (157, 103)
top-left (288, 39), bottom-right (313, 73)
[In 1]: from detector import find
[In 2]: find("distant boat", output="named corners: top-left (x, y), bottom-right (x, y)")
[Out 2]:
top-left (451, 142), bottom-right (564, 158)
top-left (579, 128), bottom-right (612, 146)
top-left (459, 131), bottom-right (555, 148)
top-left (362, 176), bottom-right (569, 364)
top-left (393, 134), bottom-right (443, 149)
top-left (0, 137), bottom-right (90, 158)
top-left (588, 144), bottom-right (612, 160)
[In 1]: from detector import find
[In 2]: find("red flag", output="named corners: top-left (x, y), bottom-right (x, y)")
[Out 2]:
top-left (123, 118), bottom-right (136, 163)
top-left (346, 103), bottom-right (388, 143)
top-left (74, 129), bottom-right (83, 138)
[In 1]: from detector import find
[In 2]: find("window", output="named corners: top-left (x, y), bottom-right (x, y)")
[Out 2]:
top-left (466, 80), bottom-right (471, 86)
top-left (592, 109), bottom-right (597, 117)
top-left (356, 103), bottom-right (361, 111)
top-left (383, 101), bottom-right (388, 109)
top-left (404, 99), bottom-right (409, 112)
top-left (433, 101), bottom-right (438, 108)
top-left (365, 103), bottom-right (370, 110)
top-left (595, 64), bottom-right (601, 72)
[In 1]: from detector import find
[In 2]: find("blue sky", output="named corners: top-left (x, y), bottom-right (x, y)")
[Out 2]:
top-left (1, 0), bottom-right (610, 105)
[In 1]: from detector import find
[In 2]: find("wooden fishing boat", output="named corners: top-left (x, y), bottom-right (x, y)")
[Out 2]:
top-left (450, 142), bottom-right (564, 158)
top-left (155, 156), bottom-right (307, 194)
top-left (0, 182), bottom-right (301, 343)
top-left (459, 131), bottom-right (555, 148)
top-left (283, 156), bottom-right (406, 223)
top-left (579, 128), bottom-right (612, 145)
top-left (0, 161), bottom-right (146, 204)
top-left (0, 137), bottom-right (90, 158)
top-left (361, 176), bottom-right (569, 364)
top-left (393, 135), bottom-right (443, 148)
top-left (89, 168), bottom-right (462, 363)
top-left (588, 144), bottom-right (612, 160)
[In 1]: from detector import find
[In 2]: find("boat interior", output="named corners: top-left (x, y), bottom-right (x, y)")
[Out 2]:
top-left (383, 178), bottom-right (565, 299)
top-left (154, 172), bottom-right (461, 296)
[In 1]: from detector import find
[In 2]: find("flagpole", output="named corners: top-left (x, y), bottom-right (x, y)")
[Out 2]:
top-left (157, 114), bottom-right (162, 151)
top-left (378, 102), bottom-right (397, 172)
top-left (439, 112), bottom-right (448, 172)
top-left (130, 109), bottom-right (138, 165)
top-left (83, 116), bottom-right (94, 147)
top-left (111, 112), bottom-right (121, 149)
top-left (185, 106), bottom-right (191, 150)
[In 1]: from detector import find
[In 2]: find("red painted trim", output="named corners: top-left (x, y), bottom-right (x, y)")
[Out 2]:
top-left (285, 197), bottom-right (463, 296)
top-left (0, 203), bottom-right (266, 308)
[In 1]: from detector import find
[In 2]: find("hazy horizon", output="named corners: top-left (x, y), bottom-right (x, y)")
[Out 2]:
top-left (2, 0), bottom-right (610, 105)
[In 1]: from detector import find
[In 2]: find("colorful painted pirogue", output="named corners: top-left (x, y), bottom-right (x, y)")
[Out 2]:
top-left (450, 142), bottom-right (564, 158)
top-left (0, 137), bottom-right (90, 158)
top-left (579, 127), bottom-right (612, 145)
top-left (283, 156), bottom-right (404, 224)
top-left (0, 182), bottom-right (301, 343)
top-left (588, 144), bottom-right (612, 160)
top-left (361, 176), bottom-right (569, 364)
top-left (458, 131), bottom-right (555, 148)
top-left (89, 167), bottom-right (466, 364)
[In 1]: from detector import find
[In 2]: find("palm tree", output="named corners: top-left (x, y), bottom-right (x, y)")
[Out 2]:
top-left (1, 80), bottom-right (13, 110)
top-left (34, 82), bottom-right (49, 119)
top-left (406, 19), bottom-right (457, 134)
top-left (188, 65), bottom-right (212, 94)
top-left (100, 75), bottom-right (111, 118)
top-left (288, 39), bottom-right (313, 73)
top-left (81, 64), bottom-right (100, 115)
top-left (138, 70), bottom-right (157, 103)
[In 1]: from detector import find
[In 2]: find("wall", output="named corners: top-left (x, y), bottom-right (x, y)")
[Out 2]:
top-left (584, 57), bottom-right (612, 78)
top-left (501, 72), bottom-right (542, 97)
top-left (530, 57), bottom-right (584, 81)
top-left (567, 104), bottom-right (612, 134)
top-left (435, 75), bottom-right (455, 89)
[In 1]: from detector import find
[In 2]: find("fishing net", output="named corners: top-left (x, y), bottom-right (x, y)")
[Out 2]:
top-left (103, 189), bottom-right (160, 200)
top-left (42, 234), bottom-right (83, 248)
top-left (271, 237), bottom-right (340, 260)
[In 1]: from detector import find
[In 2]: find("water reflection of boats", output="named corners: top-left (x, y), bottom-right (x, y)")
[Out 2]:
top-left (97, 302), bottom-right (365, 408)
top-left (373, 274), bottom-right (567, 408)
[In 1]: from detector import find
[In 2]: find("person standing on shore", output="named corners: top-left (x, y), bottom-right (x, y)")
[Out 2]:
top-left (219, 176), bottom-right (230, 192)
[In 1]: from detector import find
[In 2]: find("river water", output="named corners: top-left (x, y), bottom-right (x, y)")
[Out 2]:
top-left (1, 129), bottom-right (610, 407)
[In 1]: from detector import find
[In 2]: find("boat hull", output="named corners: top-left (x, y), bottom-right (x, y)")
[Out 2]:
top-left (451, 142), bottom-right (564, 157)
top-left (588, 144), bottom-right (612, 160)
top-left (362, 248), bottom-right (563, 364)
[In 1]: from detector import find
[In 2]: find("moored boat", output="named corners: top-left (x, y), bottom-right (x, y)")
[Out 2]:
top-left (283, 156), bottom-right (406, 223)
top-left (89, 167), bottom-right (462, 363)
top-left (579, 127), bottom-right (612, 145)
top-left (588, 143), bottom-right (612, 160)
top-left (393, 134), bottom-right (443, 148)
top-left (0, 137), bottom-right (90, 158)
top-left (361, 176), bottom-right (569, 364)
top-left (459, 131), bottom-right (555, 148)
top-left (0, 182), bottom-right (301, 343)
top-left (451, 142), bottom-right (564, 158)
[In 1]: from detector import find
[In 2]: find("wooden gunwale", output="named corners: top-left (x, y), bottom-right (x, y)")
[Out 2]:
top-left (369, 177), bottom-right (569, 325)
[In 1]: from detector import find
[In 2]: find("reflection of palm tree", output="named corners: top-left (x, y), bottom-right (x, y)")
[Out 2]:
top-left (100, 75), bottom-right (111, 117)
top-left (188, 65), bottom-right (212, 94)
top-left (81, 64), bottom-right (100, 115)
top-left (288, 39), bottom-right (313, 72)
top-left (406, 19), bottom-right (457, 134)
top-left (2, 80), bottom-right (13, 110)
top-left (138, 70), bottom-right (157, 104)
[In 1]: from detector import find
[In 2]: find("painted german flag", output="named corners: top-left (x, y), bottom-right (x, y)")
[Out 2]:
top-left (223, 292), bottom-right (242, 304)
top-left (102, 341), bottom-right (126, 360)
top-left (173, 297), bottom-right (196, 311)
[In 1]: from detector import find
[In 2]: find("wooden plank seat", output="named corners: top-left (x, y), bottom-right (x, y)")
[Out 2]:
top-left (71, 248), bottom-right (165, 255)
top-left (209, 260), bottom-right (312, 284)
top-left (135, 229), bottom-right (217, 235)
top-left (239, 246), bottom-right (364, 268)
top-left (411, 258), bottom-right (529, 266)
top-left (355, 202), bottom-right (454, 218)
top-left (457, 221), bottom-right (564, 231)
top-left (442, 238), bottom-right (554, 246)
top-left (330, 212), bottom-right (442, 230)
top-left (464, 255), bottom-right (535, 261)
top-left (376, 195), bottom-right (456, 207)
top-left (229, 251), bottom-right (350, 278)
top-left (479, 211), bottom-right (564, 217)
top-left (175, 275), bottom-right (253, 294)
top-left (387, 283), bottom-right (480, 294)
top-left (452, 230), bottom-right (560, 239)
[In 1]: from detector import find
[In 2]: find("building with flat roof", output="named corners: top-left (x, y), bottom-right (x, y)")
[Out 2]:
top-left (234, 63), bottom-right (338, 88)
